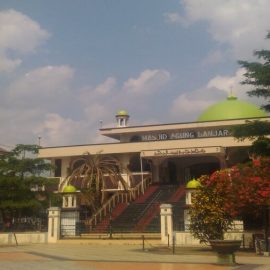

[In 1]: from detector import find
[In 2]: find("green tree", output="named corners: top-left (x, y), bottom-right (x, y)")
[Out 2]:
top-left (238, 32), bottom-right (270, 111)
top-left (189, 174), bottom-right (234, 243)
top-left (233, 31), bottom-right (270, 156)
top-left (0, 144), bottom-right (55, 230)
top-left (189, 159), bottom-right (270, 243)
top-left (232, 120), bottom-right (270, 157)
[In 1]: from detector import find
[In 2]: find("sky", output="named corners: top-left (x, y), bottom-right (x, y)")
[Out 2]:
top-left (0, 0), bottom-right (270, 149)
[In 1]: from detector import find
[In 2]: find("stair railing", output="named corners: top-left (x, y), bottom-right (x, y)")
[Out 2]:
top-left (134, 188), bottom-right (163, 223)
top-left (85, 172), bottom-right (152, 230)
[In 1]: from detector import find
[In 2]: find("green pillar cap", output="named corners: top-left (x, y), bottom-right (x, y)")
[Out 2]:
top-left (63, 185), bottom-right (77, 193)
top-left (186, 178), bottom-right (201, 189)
top-left (116, 110), bottom-right (129, 116)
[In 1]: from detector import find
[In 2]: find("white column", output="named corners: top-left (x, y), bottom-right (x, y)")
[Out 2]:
top-left (61, 158), bottom-right (71, 178)
top-left (48, 207), bottom-right (61, 243)
top-left (160, 204), bottom-right (173, 245)
top-left (185, 189), bottom-right (194, 206)
top-left (118, 154), bottom-right (130, 169)
top-left (152, 159), bottom-right (163, 183)
top-left (217, 154), bottom-right (227, 169)
top-left (118, 155), bottom-right (130, 188)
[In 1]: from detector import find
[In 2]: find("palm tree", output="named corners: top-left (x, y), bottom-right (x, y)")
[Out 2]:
top-left (61, 152), bottom-right (132, 211)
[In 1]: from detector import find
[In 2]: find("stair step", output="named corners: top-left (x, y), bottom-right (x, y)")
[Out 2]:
top-left (92, 184), bottom-right (186, 233)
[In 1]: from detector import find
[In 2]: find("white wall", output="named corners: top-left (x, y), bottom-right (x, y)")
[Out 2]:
top-left (0, 232), bottom-right (48, 245)
top-left (172, 231), bottom-right (244, 247)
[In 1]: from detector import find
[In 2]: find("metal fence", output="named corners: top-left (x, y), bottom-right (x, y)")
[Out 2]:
top-left (0, 215), bottom-right (48, 232)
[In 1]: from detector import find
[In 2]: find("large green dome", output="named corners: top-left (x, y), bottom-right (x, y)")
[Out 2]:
top-left (197, 96), bottom-right (267, 122)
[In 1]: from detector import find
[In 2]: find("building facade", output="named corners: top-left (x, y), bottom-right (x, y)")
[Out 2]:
top-left (39, 96), bottom-right (269, 192)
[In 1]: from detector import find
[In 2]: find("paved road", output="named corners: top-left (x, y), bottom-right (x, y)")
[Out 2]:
top-left (0, 243), bottom-right (270, 270)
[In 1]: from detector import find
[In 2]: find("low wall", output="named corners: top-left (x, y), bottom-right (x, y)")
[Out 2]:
top-left (171, 232), bottom-right (244, 247)
top-left (0, 232), bottom-right (48, 245)
top-left (174, 232), bottom-right (202, 247)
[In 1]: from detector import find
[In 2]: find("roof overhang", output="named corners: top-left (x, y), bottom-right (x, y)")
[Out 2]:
top-left (38, 117), bottom-right (270, 159)
top-left (100, 117), bottom-right (270, 140)
top-left (39, 137), bottom-right (251, 159)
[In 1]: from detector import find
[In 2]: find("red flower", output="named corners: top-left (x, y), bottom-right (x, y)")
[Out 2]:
top-left (253, 159), bottom-right (261, 167)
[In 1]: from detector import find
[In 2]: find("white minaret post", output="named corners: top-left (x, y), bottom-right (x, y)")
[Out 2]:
top-left (184, 190), bottom-right (192, 231)
top-left (184, 178), bottom-right (200, 231)
top-left (160, 204), bottom-right (173, 245)
top-left (48, 207), bottom-right (61, 243)
top-left (61, 186), bottom-right (80, 237)
top-left (115, 110), bottom-right (129, 127)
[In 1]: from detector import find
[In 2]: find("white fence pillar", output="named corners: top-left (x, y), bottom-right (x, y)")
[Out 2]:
top-left (48, 207), bottom-right (61, 243)
top-left (160, 204), bottom-right (173, 245)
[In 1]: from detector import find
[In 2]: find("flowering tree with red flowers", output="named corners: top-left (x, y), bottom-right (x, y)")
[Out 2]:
top-left (189, 158), bottom-right (270, 243)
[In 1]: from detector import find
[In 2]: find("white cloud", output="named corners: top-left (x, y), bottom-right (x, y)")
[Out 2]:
top-left (34, 113), bottom-right (89, 146)
top-left (201, 50), bottom-right (224, 66)
top-left (0, 9), bottom-right (50, 72)
top-left (167, 0), bottom-right (270, 59)
top-left (7, 65), bottom-right (74, 106)
top-left (207, 68), bottom-right (249, 98)
top-left (83, 103), bottom-right (109, 125)
top-left (35, 112), bottom-right (113, 146)
top-left (170, 93), bottom-right (214, 121)
top-left (94, 77), bottom-right (116, 95)
top-left (0, 107), bottom-right (44, 146)
top-left (79, 77), bottom-right (117, 108)
top-left (1, 67), bottom-right (172, 147)
top-left (0, 53), bottom-right (22, 72)
top-left (123, 69), bottom-right (171, 95)
top-left (0, 65), bottom-right (76, 147)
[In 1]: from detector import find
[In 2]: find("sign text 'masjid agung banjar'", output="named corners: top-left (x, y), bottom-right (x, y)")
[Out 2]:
top-left (139, 128), bottom-right (230, 142)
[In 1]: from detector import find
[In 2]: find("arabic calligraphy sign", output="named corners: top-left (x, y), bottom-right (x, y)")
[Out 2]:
top-left (141, 147), bottom-right (224, 158)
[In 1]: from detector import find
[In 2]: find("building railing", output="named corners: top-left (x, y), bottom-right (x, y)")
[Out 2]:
top-left (58, 171), bottom-right (148, 192)
top-left (85, 172), bottom-right (152, 230)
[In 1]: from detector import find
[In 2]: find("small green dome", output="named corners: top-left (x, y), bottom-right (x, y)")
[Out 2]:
top-left (116, 110), bottom-right (129, 116)
top-left (197, 96), bottom-right (267, 122)
top-left (186, 178), bottom-right (201, 189)
top-left (63, 185), bottom-right (77, 193)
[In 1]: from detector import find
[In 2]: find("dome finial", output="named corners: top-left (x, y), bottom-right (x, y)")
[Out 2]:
top-left (227, 87), bottom-right (237, 100)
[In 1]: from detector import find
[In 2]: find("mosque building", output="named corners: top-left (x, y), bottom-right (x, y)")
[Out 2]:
top-left (39, 95), bottom-right (269, 234)
top-left (39, 95), bottom-right (268, 187)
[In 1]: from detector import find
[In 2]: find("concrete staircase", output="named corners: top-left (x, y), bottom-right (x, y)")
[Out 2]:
top-left (93, 203), bottom-right (128, 232)
top-left (111, 184), bottom-right (186, 233)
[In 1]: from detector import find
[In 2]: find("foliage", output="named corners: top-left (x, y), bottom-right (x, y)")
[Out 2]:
top-left (0, 144), bottom-right (51, 177)
top-left (232, 120), bottom-right (270, 141)
top-left (0, 144), bottom-right (54, 227)
top-left (64, 153), bottom-right (131, 212)
top-left (189, 158), bottom-right (270, 243)
top-left (232, 32), bottom-right (270, 156)
top-left (189, 173), bottom-right (234, 243)
top-left (231, 120), bottom-right (270, 157)
top-left (238, 31), bottom-right (270, 111)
